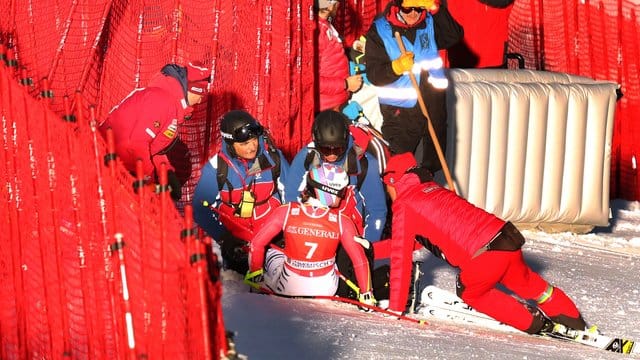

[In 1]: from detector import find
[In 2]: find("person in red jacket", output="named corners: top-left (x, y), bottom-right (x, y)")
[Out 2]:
top-left (381, 152), bottom-right (588, 334)
top-left (316, 0), bottom-right (363, 111)
top-left (245, 162), bottom-right (374, 306)
top-left (99, 61), bottom-right (211, 200)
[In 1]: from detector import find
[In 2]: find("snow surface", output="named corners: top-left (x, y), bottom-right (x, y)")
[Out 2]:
top-left (221, 199), bottom-right (640, 359)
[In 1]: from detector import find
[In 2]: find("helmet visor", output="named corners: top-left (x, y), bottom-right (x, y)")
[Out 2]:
top-left (222, 123), bottom-right (264, 142)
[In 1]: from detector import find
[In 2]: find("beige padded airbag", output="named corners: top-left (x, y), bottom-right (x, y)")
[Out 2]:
top-left (446, 69), bottom-right (619, 231)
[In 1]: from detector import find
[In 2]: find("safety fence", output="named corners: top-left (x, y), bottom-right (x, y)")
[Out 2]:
top-left (0, 62), bottom-right (225, 359)
top-left (0, 0), bottom-right (316, 210)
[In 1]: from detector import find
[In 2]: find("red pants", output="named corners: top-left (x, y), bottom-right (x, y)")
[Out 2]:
top-left (458, 250), bottom-right (580, 332)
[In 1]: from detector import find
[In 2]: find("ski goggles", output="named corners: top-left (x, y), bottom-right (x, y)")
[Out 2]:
top-left (317, 145), bottom-right (346, 157)
top-left (399, 6), bottom-right (424, 14)
top-left (221, 123), bottom-right (264, 143)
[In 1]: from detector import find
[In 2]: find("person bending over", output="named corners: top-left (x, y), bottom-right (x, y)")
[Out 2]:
top-left (381, 152), bottom-right (588, 334)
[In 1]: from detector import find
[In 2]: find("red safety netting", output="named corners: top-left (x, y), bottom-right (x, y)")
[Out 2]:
top-left (2, 0), bottom-right (317, 207)
top-left (0, 62), bottom-right (222, 358)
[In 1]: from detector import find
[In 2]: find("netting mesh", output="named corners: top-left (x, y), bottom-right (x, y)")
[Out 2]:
top-left (1, 0), bottom-right (640, 358)
top-left (0, 64), bottom-right (218, 358)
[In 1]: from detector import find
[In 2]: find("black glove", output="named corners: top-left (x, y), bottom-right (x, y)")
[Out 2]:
top-left (167, 170), bottom-right (182, 200)
top-left (165, 138), bottom-right (192, 185)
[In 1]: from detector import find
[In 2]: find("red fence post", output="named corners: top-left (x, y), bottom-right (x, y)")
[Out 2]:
top-left (183, 205), bottom-right (213, 360)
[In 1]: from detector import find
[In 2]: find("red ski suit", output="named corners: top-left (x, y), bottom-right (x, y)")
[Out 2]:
top-left (100, 72), bottom-right (190, 178)
top-left (249, 203), bottom-right (372, 294)
top-left (388, 173), bottom-right (582, 332)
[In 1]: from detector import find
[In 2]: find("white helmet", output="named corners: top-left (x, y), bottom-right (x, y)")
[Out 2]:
top-left (306, 163), bottom-right (349, 207)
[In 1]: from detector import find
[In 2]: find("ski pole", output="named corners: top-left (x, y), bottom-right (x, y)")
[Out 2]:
top-left (393, 31), bottom-right (457, 194)
top-left (335, 269), bottom-right (360, 295)
top-left (314, 295), bottom-right (428, 326)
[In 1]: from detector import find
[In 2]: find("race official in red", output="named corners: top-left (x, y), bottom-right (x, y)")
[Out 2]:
top-left (100, 61), bottom-right (211, 200)
top-left (382, 152), bottom-right (588, 334)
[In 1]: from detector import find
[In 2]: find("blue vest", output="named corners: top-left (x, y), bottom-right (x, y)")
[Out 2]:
top-left (373, 16), bottom-right (444, 108)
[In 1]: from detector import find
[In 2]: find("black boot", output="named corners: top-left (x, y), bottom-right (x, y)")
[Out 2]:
top-left (372, 264), bottom-right (390, 301)
top-left (548, 314), bottom-right (587, 332)
top-left (219, 232), bottom-right (249, 275)
top-left (525, 306), bottom-right (555, 335)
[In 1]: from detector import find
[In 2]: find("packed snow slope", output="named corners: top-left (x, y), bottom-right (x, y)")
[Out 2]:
top-left (221, 200), bottom-right (640, 359)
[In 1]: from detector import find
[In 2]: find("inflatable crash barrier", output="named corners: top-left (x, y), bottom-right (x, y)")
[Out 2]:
top-left (444, 69), bottom-right (620, 233)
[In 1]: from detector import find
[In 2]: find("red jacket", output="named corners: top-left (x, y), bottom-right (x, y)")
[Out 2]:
top-left (100, 70), bottom-right (190, 178)
top-left (318, 17), bottom-right (350, 111)
top-left (388, 173), bottom-right (505, 312)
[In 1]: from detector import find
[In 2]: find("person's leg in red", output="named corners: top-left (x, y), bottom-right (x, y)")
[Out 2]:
top-left (500, 250), bottom-right (587, 331)
top-left (458, 251), bottom-right (548, 333)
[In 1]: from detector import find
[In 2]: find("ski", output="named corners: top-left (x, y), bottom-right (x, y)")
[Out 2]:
top-left (541, 323), bottom-right (638, 354)
top-left (416, 285), bottom-right (517, 332)
top-left (415, 285), bottom-right (639, 354)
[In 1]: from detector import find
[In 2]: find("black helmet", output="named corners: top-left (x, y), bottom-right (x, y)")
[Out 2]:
top-left (220, 110), bottom-right (264, 144)
top-left (312, 110), bottom-right (349, 150)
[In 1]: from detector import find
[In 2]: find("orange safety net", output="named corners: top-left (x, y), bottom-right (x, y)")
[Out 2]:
top-left (0, 63), bottom-right (221, 358)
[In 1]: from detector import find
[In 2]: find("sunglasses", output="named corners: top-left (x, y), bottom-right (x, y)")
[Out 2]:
top-left (399, 6), bottom-right (424, 14)
top-left (318, 145), bottom-right (346, 157)
top-left (222, 123), bottom-right (264, 143)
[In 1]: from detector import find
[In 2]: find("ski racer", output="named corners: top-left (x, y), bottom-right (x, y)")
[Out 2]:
top-left (245, 163), bottom-right (375, 307)
top-left (381, 152), bottom-right (588, 334)
top-left (193, 110), bottom-right (289, 274)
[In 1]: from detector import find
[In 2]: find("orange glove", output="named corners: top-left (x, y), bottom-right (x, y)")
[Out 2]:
top-left (391, 52), bottom-right (414, 75)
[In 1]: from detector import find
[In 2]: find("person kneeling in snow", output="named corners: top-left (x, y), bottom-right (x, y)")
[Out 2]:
top-left (245, 163), bottom-right (375, 307)
top-left (382, 152), bottom-right (588, 334)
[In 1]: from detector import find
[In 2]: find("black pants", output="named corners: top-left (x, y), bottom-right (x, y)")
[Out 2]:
top-left (380, 83), bottom-right (447, 173)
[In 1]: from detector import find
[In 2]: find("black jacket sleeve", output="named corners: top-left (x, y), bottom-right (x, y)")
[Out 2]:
top-left (432, 5), bottom-right (464, 49)
top-left (363, 24), bottom-right (401, 87)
